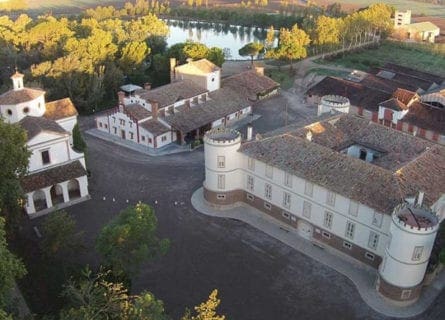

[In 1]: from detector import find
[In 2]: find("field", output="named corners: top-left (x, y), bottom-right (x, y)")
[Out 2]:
top-left (317, 0), bottom-right (445, 17)
top-left (320, 41), bottom-right (445, 75)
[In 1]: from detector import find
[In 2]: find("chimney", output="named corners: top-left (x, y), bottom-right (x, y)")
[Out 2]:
top-left (417, 191), bottom-right (424, 206)
top-left (413, 129), bottom-right (417, 137)
top-left (247, 124), bottom-right (253, 141)
top-left (185, 100), bottom-right (190, 110)
top-left (306, 130), bottom-right (313, 141)
top-left (144, 82), bottom-right (151, 90)
top-left (170, 58), bottom-right (177, 83)
top-left (118, 91), bottom-right (125, 105)
top-left (254, 66), bottom-right (264, 76)
top-left (151, 102), bottom-right (159, 120)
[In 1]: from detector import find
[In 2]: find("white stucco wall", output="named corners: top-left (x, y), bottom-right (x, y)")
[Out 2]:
top-left (1, 95), bottom-right (45, 123)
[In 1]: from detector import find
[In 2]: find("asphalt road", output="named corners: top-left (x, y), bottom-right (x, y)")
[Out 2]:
top-left (36, 95), bottom-right (444, 320)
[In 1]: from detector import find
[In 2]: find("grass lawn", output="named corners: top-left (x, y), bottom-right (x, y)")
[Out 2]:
top-left (321, 41), bottom-right (445, 75)
top-left (306, 67), bottom-right (350, 78)
top-left (265, 68), bottom-right (294, 89)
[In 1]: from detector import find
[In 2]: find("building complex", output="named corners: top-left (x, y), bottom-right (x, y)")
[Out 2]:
top-left (95, 59), bottom-right (279, 149)
top-left (202, 114), bottom-right (445, 305)
top-left (0, 72), bottom-right (89, 217)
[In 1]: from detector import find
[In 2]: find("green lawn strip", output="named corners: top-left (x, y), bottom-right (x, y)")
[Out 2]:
top-left (265, 69), bottom-right (294, 90)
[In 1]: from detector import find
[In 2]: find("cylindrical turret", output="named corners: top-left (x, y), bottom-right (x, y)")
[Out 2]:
top-left (317, 95), bottom-right (350, 116)
top-left (203, 127), bottom-right (243, 206)
top-left (377, 203), bottom-right (439, 305)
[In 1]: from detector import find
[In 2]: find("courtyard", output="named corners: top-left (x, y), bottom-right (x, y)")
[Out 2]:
top-left (25, 92), bottom-right (445, 319)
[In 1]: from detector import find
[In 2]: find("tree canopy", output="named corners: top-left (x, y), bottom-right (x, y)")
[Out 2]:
top-left (0, 120), bottom-right (30, 228)
top-left (182, 289), bottom-right (225, 320)
top-left (96, 202), bottom-right (169, 276)
top-left (238, 42), bottom-right (264, 65)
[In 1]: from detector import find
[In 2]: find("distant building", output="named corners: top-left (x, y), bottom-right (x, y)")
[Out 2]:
top-left (0, 72), bottom-right (89, 217)
top-left (306, 63), bottom-right (445, 144)
top-left (394, 10), bottom-right (440, 43)
top-left (95, 59), bottom-right (279, 149)
top-left (202, 114), bottom-right (445, 305)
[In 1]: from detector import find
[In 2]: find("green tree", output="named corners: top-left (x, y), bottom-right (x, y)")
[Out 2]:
top-left (96, 202), bottom-right (169, 276)
top-left (266, 24), bottom-right (310, 69)
top-left (182, 289), bottom-right (225, 320)
top-left (119, 41), bottom-right (150, 74)
top-left (314, 16), bottom-right (340, 53)
top-left (183, 42), bottom-right (209, 61)
top-left (207, 47), bottom-right (225, 67)
top-left (238, 42), bottom-right (264, 65)
top-left (72, 123), bottom-right (87, 153)
top-left (40, 211), bottom-right (84, 259)
top-left (60, 266), bottom-right (167, 320)
top-left (0, 120), bottom-right (30, 229)
top-left (0, 217), bottom-right (26, 309)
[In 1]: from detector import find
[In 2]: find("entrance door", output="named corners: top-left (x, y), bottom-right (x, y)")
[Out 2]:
top-left (121, 130), bottom-right (126, 139)
top-left (297, 220), bottom-right (313, 239)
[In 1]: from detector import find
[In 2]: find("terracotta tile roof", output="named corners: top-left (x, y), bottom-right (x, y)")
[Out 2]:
top-left (164, 87), bottom-right (250, 133)
top-left (19, 116), bottom-right (67, 141)
top-left (223, 70), bottom-right (279, 100)
top-left (44, 98), bottom-right (78, 120)
top-left (0, 88), bottom-right (45, 105)
top-left (362, 73), bottom-right (420, 93)
top-left (140, 119), bottom-right (170, 136)
top-left (239, 114), bottom-right (444, 213)
top-left (402, 102), bottom-right (445, 134)
top-left (379, 98), bottom-right (408, 111)
top-left (392, 88), bottom-right (418, 105)
top-left (175, 58), bottom-right (220, 75)
top-left (306, 77), bottom-right (391, 111)
top-left (21, 160), bottom-right (86, 193)
top-left (124, 103), bottom-right (151, 121)
top-left (135, 80), bottom-right (207, 108)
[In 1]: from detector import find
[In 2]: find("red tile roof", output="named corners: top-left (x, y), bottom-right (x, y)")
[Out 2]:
top-left (0, 88), bottom-right (44, 105)
top-left (44, 98), bottom-right (78, 120)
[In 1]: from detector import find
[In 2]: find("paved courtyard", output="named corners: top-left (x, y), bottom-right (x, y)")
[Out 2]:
top-left (31, 94), bottom-right (445, 320)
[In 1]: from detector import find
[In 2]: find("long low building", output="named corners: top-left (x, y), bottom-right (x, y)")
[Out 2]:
top-left (95, 59), bottom-right (279, 149)
top-left (201, 114), bottom-right (445, 305)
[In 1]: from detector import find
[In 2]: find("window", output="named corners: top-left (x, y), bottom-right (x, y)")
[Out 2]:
top-left (343, 241), bottom-right (352, 250)
top-left (349, 201), bottom-right (359, 217)
top-left (99, 122), bottom-right (103, 127)
top-left (304, 182), bottom-right (313, 197)
top-left (129, 132), bottom-right (134, 139)
top-left (211, 77), bottom-right (215, 82)
top-left (359, 148), bottom-right (367, 160)
top-left (129, 121), bottom-right (133, 128)
top-left (141, 136), bottom-right (145, 141)
top-left (148, 137), bottom-right (153, 144)
top-left (217, 194), bottom-right (226, 200)
top-left (161, 136), bottom-right (167, 142)
top-left (248, 157), bottom-right (255, 171)
top-left (290, 214), bottom-right (297, 222)
top-left (112, 116), bottom-right (116, 123)
top-left (368, 231), bottom-right (379, 250)
top-left (23, 107), bottom-right (29, 114)
top-left (217, 175), bottom-right (225, 189)
top-left (7, 109), bottom-right (12, 116)
top-left (119, 119), bottom-right (125, 126)
top-left (41, 150), bottom-right (50, 165)
top-left (324, 211), bottom-right (333, 229)
top-left (264, 202), bottom-right (272, 210)
top-left (322, 231), bottom-right (331, 239)
top-left (284, 172), bottom-right (292, 187)
top-left (345, 221), bottom-right (355, 240)
top-left (38, 102), bottom-right (41, 109)
top-left (282, 211), bottom-right (290, 219)
top-left (246, 193), bottom-right (254, 201)
top-left (264, 183), bottom-right (272, 200)
top-left (113, 127), bottom-right (117, 134)
top-left (283, 192), bottom-right (291, 209)
top-left (104, 124), bottom-right (108, 129)
top-left (265, 165), bottom-right (273, 178)
top-left (303, 201), bottom-right (311, 219)
top-left (365, 252), bottom-right (375, 261)
top-left (217, 156), bottom-right (225, 168)
top-left (326, 191), bottom-right (336, 206)
top-left (401, 290), bottom-right (412, 300)
top-left (412, 246), bottom-right (424, 261)
top-left (372, 211), bottom-right (383, 228)
top-left (247, 175), bottom-right (254, 191)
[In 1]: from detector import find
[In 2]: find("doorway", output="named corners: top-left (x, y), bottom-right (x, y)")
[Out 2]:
top-left (121, 130), bottom-right (126, 139)
top-left (297, 220), bottom-right (313, 239)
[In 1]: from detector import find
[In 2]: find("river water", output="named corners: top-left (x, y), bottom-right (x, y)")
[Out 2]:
top-left (165, 20), bottom-right (278, 60)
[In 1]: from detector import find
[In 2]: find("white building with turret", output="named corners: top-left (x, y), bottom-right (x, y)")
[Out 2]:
top-left (0, 72), bottom-right (89, 217)
top-left (201, 114), bottom-right (445, 305)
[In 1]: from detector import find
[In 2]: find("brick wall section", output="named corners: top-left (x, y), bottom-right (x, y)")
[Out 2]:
top-left (204, 188), bottom-right (382, 269)
top-left (377, 275), bottom-right (423, 303)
